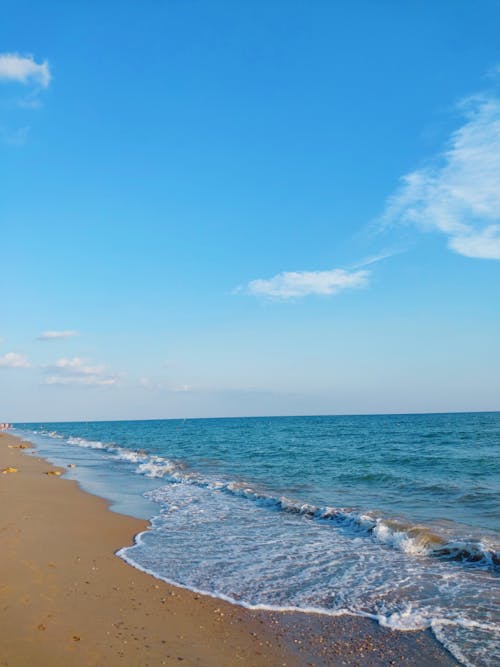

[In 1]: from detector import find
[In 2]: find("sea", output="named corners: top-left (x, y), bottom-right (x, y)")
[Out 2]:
top-left (13, 412), bottom-right (499, 667)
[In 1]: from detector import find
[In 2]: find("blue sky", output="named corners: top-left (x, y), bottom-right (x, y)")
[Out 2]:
top-left (1, 1), bottom-right (499, 421)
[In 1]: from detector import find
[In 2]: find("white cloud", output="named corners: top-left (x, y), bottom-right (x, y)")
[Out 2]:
top-left (237, 268), bottom-right (369, 299)
top-left (49, 358), bottom-right (106, 375)
top-left (43, 375), bottom-right (117, 387)
top-left (42, 357), bottom-right (119, 387)
top-left (0, 352), bottom-right (30, 368)
top-left (448, 225), bottom-right (500, 259)
top-left (0, 53), bottom-right (51, 88)
top-left (381, 92), bottom-right (500, 259)
top-left (37, 330), bottom-right (78, 341)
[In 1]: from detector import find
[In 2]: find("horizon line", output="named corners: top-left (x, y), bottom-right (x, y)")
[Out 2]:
top-left (12, 409), bottom-right (500, 424)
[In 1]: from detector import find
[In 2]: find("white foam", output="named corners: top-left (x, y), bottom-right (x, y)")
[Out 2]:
top-left (372, 522), bottom-right (432, 556)
top-left (113, 448), bottom-right (149, 464)
top-left (16, 427), bottom-right (500, 571)
top-left (136, 458), bottom-right (177, 478)
top-left (148, 476), bottom-right (499, 570)
top-left (376, 605), bottom-right (433, 631)
top-left (67, 436), bottom-right (106, 449)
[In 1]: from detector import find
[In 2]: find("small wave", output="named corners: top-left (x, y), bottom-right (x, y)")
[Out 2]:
top-left (147, 479), bottom-right (500, 570)
top-left (372, 520), bottom-right (499, 568)
top-left (67, 436), bottom-right (107, 449)
top-left (24, 427), bottom-right (500, 571)
top-left (40, 431), bottom-right (181, 477)
top-left (432, 541), bottom-right (500, 567)
top-left (113, 448), bottom-right (149, 464)
top-left (136, 457), bottom-right (178, 477)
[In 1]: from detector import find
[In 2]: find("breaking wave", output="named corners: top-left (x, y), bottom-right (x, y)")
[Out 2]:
top-left (16, 419), bottom-right (500, 667)
top-left (37, 428), bottom-right (499, 571)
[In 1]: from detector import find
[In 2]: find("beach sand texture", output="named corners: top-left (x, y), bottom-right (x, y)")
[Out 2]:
top-left (0, 433), bottom-right (458, 666)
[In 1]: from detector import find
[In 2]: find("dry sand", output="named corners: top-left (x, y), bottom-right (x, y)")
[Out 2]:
top-left (0, 433), bottom-right (458, 666)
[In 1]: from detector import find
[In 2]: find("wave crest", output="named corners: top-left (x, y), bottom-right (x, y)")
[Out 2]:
top-left (34, 427), bottom-right (500, 570)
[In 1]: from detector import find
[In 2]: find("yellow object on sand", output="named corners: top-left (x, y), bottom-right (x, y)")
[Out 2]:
top-left (2, 467), bottom-right (18, 474)
top-left (45, 471), bottom-right (62, 476)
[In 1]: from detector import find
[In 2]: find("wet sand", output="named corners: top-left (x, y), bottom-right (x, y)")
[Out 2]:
top-left (0, 433), bottom-right (458, 666)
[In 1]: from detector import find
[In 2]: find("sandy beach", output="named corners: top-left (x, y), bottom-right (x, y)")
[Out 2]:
top-left (0, 432), bottom-right (458, 667)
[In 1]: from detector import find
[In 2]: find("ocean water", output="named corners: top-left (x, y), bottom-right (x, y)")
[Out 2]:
top-left (14, 413), bottom-right (499, 667)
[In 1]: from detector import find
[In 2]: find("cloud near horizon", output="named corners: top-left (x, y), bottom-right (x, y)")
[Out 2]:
top-left (381, 91), bottom-right (500, 260)
top-left (237, 268), bottom-right (370, 299)
top-left (140, 377), bottom-right (193, 392)
top-left (0, 352), bottom-right (31, 368)
top-left (42, 357), bottom-right (119, 387)
top-left (37, 330), bottom-right (78, 341)
top-left (0, 53), bottom-right (51, 88)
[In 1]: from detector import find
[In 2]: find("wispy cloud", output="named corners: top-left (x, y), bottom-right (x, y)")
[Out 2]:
top-left (0, 352), bottom-right (31, 368)
top-left (350, 250), bottom-right (401, 269)
top-left (37, 330), bottom-right (78, 341)
top-left (43, 376), bottom-right (118, 387)
top-left (0, 53), bottom-right (51, 145)
top-left (380, 90), bottom-right (500, 260)
top-left (48, 358), bottom-right (104, 375)
top-left (42, 357), bottom-right (120, 387)
top-left (139, 377), bottom-right (193, 392)
top-left (236, 268), bottom-right (369, 300)
top-left (0, 125), bottom-right (30, 145)
top-left (0, 53), bottom-right (51, 88)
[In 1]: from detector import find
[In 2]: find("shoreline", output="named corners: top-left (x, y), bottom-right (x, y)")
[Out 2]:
top-left (0, 433), bottom-right (458, 666)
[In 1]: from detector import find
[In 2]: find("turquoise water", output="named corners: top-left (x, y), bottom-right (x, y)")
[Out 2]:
top-left (15, 413), bottom-right (500, 666)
